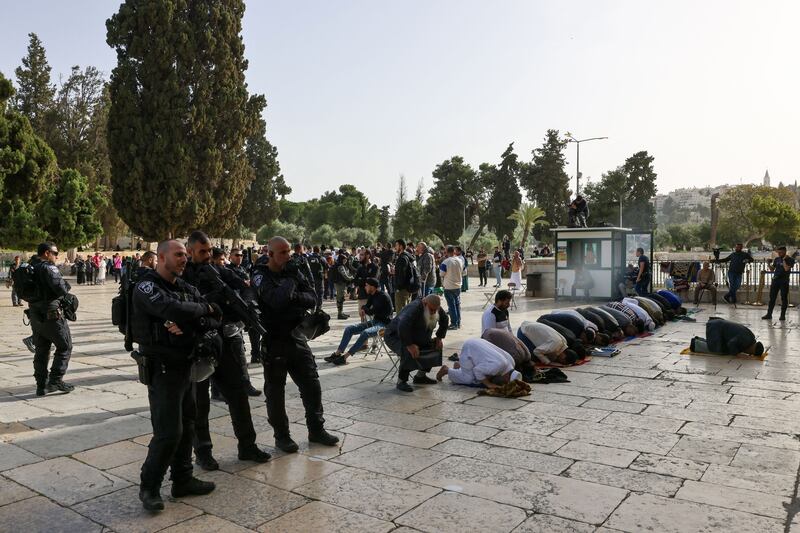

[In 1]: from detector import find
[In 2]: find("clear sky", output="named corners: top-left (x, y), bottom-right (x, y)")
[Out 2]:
top-left (2, 0), bottom-right (799, 206)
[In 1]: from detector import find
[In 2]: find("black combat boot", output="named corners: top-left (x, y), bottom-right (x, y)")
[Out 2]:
top-left (275, 434), bottom-right (299, 453)
top-left (308, 429), bottom-right (340, 446)
top-left (139, 487), bottom-right (164, 511)
top-left (171, 477), bottom-right (215, 498)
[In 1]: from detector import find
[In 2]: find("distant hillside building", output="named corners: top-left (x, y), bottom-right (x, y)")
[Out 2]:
top-left (763, 170), bottom-right (771, 187)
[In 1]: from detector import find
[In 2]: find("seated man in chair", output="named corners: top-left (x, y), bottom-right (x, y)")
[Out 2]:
top-left (325, 278), bottom-right (393, 365)
top-left (385, 294), bottom-right (449, 392)
top-left (690, 318), bottom-right (763, 356)
top-left (693, 262), bottom-right (717, 306)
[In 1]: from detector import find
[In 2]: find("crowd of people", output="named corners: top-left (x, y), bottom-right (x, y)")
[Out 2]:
top-left (6, 232), bottom-right (786, 515)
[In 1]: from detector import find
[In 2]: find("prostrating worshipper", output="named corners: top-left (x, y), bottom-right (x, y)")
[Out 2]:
top-left (516, 321), bottom-right (578, 366)
top-left (539, 311), bottom-right (598, 345)
top-left (482, 328), bottom-right (537, 381)
top-left (605, 301), bottom-right (648, 333)
top-left (325, 278), bottom-right (393, 365)
top-left (656, 289), bottom-right (686, 315)
top-left (384, 294), bottom-right (449, 392)
top-left (436, 338), bottom-right (520, 388)
top-left (644, 292), bottom-right (680, 319)
top-left (632, 296), bottom-right (665, 326)
top-left (550, 308), bottom-right (611, 345)
top-left (481, 290), bottom-right (513, 334)
top-left (616, 299), bottom-right (656, 331)
top-left (577, 307), bottom-right (623, 341)
top-left (600, 304), bottom-right (642, 336)
top-left (536, 316), bottom-right (588, 359)
top-left (690, 318), bottom-right (764, 356)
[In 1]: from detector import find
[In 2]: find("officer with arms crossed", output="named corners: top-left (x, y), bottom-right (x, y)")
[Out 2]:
top-left (27, 242), bottom-right (75, 396)
top-left (255, 236), bottom-right (339, 452)
top-left (183, 231), bottom-right (270, 471)
top-left (132, 240), bottom-right (219, 511)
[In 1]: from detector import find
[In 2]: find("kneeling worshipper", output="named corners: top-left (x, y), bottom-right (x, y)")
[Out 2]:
top-left (482, 328), bottom-right (537, 380)
top-left (538, 311), bottom-right (597, 346)
top-left (611, 300), bottom-right (656, 332)
top-left (593, 306), bottom-right (639, 337)
top-left (690, 318), bottom-right (764, 356)
top-left (603, 302), bottom-right (646, 334)
top-left (657, 289), bottom-right (684, 311)
top-left (644, 292), bottom-right (680, 319)
top-left (516, 321), bottom-right (578, 366)
top-left (536, 316), bottom-right (589, 358)
top-left (579, 307), bottom-right (623, 341)
top-left (436, 338), bottom-right (520, 388)
top-left (632, 296), bottom-right (665, 326)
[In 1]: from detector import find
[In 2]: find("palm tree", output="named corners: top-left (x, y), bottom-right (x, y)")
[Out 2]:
top-left (507, 203), bottom-right (549, 250)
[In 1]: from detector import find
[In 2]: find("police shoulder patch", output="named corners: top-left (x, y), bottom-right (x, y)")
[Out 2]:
top-left (252, 274), bottom-right (263, 287)
top-left (138, 281), bottom-right (154, 294)
top-left (47, 264), bottom-right (59, 273)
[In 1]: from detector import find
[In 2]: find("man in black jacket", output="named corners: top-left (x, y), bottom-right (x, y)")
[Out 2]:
top-left (762, 246), bottom-right (795, 321)
top-left (690, 318), bottom-right (763, 356)
top-left (331, 253), bottom-right (354, 320)
top-left (385, 295), bottom-right (448, 392)
top-left (716, 243), bottom-right (753, 304)
top-left (132, 239), bottom-right (218, 511)
top-left (307, 245), bottom-right (327, 308)
top-left (183, 232), bottom-right (269, 471)
top-left (393, 239), bottom-right (417, 313)
top-left (27, 242), bottom-right (75, 396)
top-left (255, 236), bottom-right (339, 453)
top-left (325, 278), bottom-right (392, 365)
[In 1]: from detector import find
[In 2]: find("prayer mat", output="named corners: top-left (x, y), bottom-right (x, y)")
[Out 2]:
top-left (477, 379), bottom-right (531, 398)
top-left (679, 347), bottom-right (768, 361)
top-left (611, 332), bottom-right (654, 344)
top-left (536, 356), bottom-right (592, 369)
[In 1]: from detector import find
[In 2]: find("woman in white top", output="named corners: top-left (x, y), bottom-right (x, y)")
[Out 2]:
top-left (509, 250), bottom-right (524, 288)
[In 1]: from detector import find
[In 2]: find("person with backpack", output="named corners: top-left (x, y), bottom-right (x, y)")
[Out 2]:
top-left (393, 239), bottom-right (419, 313)
top-left (20, 242), bottom-right (75, 396)
top-left (7, 255), bottom-right (22, 306)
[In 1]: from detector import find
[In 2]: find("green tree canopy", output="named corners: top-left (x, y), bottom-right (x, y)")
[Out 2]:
top-left (483, 143), bottom-right (522, 240)
top-left (622, 150), bottom-right (658, 230)
top-left (106, 0), bottom-right (262, 240)
top-left (519, 129), bottom-right (570, 230)
top-left (309, 223), bottom-right (338, 247)
top-left (0, 72), bottom-right (58, 248)
top-left (38, 168), bottom-right (106, 249)
top-left (718, 185), bottom-right (797, 247)
top-left (582, 167), bottom-right (626, 226)
top-left (507, 203), bottom-right (548, 250)
top-left (392, 199), bottom-right (428, 242)
top-left (426, 156), bottom-right (481, 243)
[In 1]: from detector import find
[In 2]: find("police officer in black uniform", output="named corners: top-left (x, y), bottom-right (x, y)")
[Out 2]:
top-left (183, 231), bottom-right (269, 471)
top-left (306, 245), bottom-right (327, 309)
top-left (225, 248), bottom-right (261, 397)
top-left (132, 239), bottom-right (217, 511)
top-left (253, 236), bottom-right (339, 452)
top-left (248, 247), bottom-right (270, 364)
top-left (27, 242), bottom-right (74, 396)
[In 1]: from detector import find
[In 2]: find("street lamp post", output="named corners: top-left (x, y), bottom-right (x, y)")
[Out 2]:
top-left (564, 133), bottom-right (608, 195)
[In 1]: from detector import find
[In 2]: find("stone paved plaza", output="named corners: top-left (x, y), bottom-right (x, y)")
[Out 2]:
top-left (1, 278), bottom-right (799, 532)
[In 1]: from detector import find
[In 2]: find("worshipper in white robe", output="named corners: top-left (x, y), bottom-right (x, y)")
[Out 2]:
top-left (436, 338), bottom-right (519, 388)
top-left (621, 297), bottom-right (656, 331)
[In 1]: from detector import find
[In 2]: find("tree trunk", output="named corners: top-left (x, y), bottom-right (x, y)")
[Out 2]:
top-left (467, 222), bottom-right (486, 250)
top-left (709, 193), bottom-right (720, 249)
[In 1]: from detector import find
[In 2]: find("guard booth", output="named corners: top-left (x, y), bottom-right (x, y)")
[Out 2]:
top-left (551, 227), bottom-right (653, 300)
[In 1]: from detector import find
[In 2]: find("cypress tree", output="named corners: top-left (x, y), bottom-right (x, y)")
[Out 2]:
top-left (484, 143), bottom-right (522, 240)
top-left (13, 33), bottom-right (55, 137)
top-left (106, 0), bottom-right (261, 240)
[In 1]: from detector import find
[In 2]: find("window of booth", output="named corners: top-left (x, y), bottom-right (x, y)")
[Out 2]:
top-left (583, 241), bottom-right (601, 269)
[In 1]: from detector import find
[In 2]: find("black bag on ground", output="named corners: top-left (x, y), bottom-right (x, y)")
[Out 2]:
top-left (400, 348), bottom-right (443, 371)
